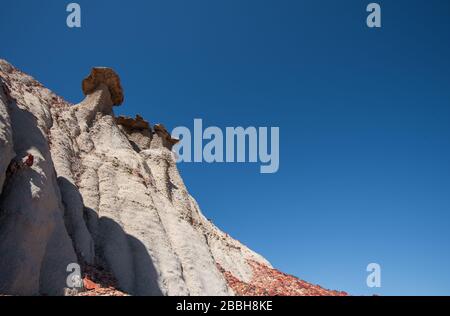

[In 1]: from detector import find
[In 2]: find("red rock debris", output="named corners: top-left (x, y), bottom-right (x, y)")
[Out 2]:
top-left (5, 154), bottom-right (35, 179)
top-left (74, 264), bottom-right (128, 296)
top-left (83, 277), bottom-right (100, 290)
top-left (24, 154), bottom-right (34, 167)
top-left (218, 260), bottom-right (348, 296)
top-left (75, 287), bottom-right (127, 296)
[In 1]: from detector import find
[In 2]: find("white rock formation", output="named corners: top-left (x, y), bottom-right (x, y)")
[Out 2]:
top-left (0, 60), bottom-right (270, 296)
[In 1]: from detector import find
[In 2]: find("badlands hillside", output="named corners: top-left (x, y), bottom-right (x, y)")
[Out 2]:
top-left (0, 60), bottom-right (346, 296)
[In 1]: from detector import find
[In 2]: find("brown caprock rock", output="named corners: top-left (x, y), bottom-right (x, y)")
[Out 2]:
top-left (82, 67), bottom-right (124, 106)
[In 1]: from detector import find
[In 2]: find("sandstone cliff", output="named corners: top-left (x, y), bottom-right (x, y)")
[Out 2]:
top-left (0, 60), bottom-right (345, 296)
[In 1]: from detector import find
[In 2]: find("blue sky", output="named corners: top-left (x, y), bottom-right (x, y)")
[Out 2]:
top-left (1, 0), bottom-right (450, 295)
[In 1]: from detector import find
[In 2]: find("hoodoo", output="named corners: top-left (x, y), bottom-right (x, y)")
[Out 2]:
top-left (0, 59), bottom-right (345, 296)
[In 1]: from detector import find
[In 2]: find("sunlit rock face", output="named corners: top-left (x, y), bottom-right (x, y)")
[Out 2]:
top-left (0, 60), bottom-right (271, 296)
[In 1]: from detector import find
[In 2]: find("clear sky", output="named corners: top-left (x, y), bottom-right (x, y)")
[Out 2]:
top-left (1, 0), bottom-right (450, 296)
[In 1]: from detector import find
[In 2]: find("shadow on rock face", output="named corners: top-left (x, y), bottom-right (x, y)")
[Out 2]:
top-left (58, 177), bottom-right (163, 296)
top-left (0, 78), bottom-right (162, 296)
top-left (0, 100), bottom-right (78, 296)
